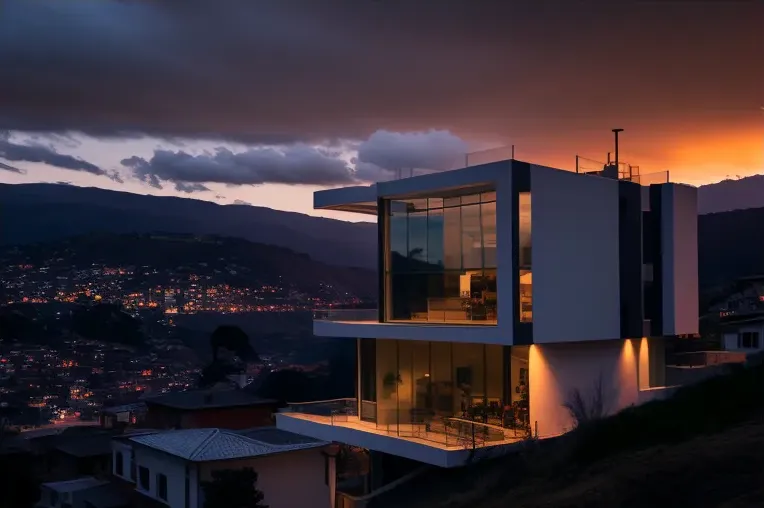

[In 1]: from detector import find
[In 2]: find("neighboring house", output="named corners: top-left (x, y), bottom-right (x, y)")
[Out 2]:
top-left (142, 388), bottom-right (277, 430)
top-left (276, 158), bottom-right (699, 474)
top-left (36, 477), bottom-right (126, 508)
top-left (112, 427), bottom-right (334, 508)
top-left (49, 431), bottom-right (114, 481)
top-left (3, 425), bottom-right (113, 481)
top-left (100, 403), bottom-right (147, 429)
top-left (721, 317), bottom-right (764, 354)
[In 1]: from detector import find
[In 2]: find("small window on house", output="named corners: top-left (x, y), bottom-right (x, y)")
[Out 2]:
top-left (138, 466), bottom-right (150, 491)
top-left (130, 452), bottom-right (136, 481)
top-left (157, 473), bottom-right (168, 501)
top-left (115, 451), bottom-right (124, 476)
top-left (739, 331), bottom-right (761, 349)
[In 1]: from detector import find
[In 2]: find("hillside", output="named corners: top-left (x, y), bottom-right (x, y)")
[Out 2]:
top-left (0, 232), bottom-right (377, 298)
top-left (375, 358), bottom-right (764, 508)
top-left (4, 181), bottom-right (764, 288)
top-left (0, 183), bottom-right (377, 269)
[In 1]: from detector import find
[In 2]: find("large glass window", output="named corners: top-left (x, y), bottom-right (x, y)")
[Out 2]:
top-left (519, 192), bottom-right (532, 322)
top-left (385, 192), bottom-right (498, 324)
top-left (359, 340), bottom-right (529, 441)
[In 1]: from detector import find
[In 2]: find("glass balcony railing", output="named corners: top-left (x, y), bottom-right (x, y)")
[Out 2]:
top-left (280, 398), bottom-right (536, 450)
top-left (313, 308), bottom-right (379, 322)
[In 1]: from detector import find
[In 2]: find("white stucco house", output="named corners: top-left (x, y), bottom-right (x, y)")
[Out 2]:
top-left (112, 427), bottom-right (335, 508)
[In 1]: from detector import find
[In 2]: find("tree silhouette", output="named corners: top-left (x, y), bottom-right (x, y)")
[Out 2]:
top-left (198, 360), bottom-right (239, 388)
top-left (257, 369), bottom-right (315, 405)
top-left (210, 325), bottom-right (257, 362)
top-left (201, 467), bottom-right (267, 508)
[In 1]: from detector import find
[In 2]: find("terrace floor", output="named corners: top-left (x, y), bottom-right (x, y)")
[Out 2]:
top-left (278, 412), bottom-right (525, 451)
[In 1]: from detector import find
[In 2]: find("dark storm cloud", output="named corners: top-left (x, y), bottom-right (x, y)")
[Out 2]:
top-left (0, 134), bottom-right (117, 178)
top-left (2, 0), bottom-right (758, 146)
top-left (174, 182), bottom-right (210, 193)
top-left (357, 130), bottom-right (468, 171)
top-left (121, 130), bottom-right (470, 190)
top-left (121, 145), bottom-right (356, 189)
top-left (0, 161), bottom-right (24, 174)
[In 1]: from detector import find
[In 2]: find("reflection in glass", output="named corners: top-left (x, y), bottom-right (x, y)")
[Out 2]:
top-left (408, 210), bottom-right (428, 265)
top-left (519, 192), bottom-right (532, 322)
top-left (481, 201), bottom-right (497, 268)
top-left (461, 204), bottom-right (482, 269)
top-left (427, 208), bottom-right (444, 267)
top-left (361, 340), bottom-right (531, 441)
top-left (443, 206), bottom-right (461, 269)
top-left (385, 191), bottom-right (497, 324)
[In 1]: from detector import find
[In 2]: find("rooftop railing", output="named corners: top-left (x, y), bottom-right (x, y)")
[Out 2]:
top-left (387, 147), bottom-right (670, 186)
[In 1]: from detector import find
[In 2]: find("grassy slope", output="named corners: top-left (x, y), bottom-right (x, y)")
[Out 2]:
top-left (375, 358), bottom-right (764, 508)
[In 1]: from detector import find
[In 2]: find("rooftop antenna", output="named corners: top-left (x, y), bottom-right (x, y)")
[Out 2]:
top-left (612, 128), bottom-right (624, 169)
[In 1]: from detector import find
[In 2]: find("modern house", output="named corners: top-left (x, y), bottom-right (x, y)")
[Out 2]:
top-left (111, 427), bottom-right (335, 508)
top-left (276, 158), bottom-right (699, 470)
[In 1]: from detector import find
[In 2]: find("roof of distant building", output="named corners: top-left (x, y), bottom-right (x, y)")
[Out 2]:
top-left (42, 477), bottom-right (106, 493)
top-left (101, 402), bottom-right (146, 415)
top-left (129, 427), bottom-right (326, 462)
top-left (141, 388), bottom-right (275, 410)
top-left (55, 432), bottom-right (114, 458)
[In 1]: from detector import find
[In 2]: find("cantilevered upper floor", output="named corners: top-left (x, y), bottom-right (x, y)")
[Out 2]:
top-left (314, 159), bottom-right (699, 345)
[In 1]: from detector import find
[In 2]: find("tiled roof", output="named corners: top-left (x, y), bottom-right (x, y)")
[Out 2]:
top-left (141, 388), bottom-right (275, 410)
top-left (129, 427), bottom-right (326, 462)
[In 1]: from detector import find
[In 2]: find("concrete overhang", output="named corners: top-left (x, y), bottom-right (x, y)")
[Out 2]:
top-left (313, 185), bottom-right (378, 215)
top-left (376, 161), bottom-right (511, 199)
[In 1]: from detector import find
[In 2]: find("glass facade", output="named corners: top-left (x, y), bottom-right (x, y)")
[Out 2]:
top-left (385, 192), bottom-right (498, 324)
top-left (358, 339), bottom-right (531, 442)
top-left (519, 192), bottom-right (532, 322)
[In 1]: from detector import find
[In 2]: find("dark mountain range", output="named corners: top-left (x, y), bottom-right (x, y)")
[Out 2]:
top-left (698, 174), bottom-right (764, 214)
top-left (0, 183), bottom-right (377, 269)
top-left (0, 232), bottom-right (377, 298)
top-left (3, 181), bottom-right (764, 292)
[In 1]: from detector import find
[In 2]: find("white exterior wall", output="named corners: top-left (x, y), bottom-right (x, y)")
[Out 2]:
top-left (723, 323), bottom-right (764, 353)
top-left (133, 446), bottom-right (190, 508)
top-left (132, 446), bottom-right (329, 508)
top-left (198, 449), bottom-right (331, 508)
top-left (530, 339), bottom-right (654, 438)
top-left (661, 184), bottom-right (699, 336)
top-left (531, 167), bottom-right (621, 343)
top-left (111, 440), bottom-right (134, 482)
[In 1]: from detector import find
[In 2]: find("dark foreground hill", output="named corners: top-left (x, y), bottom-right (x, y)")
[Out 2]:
top-left (376, 358), bottom-right (764, 508)
top-left (0, 183), bottom-right (377, 269)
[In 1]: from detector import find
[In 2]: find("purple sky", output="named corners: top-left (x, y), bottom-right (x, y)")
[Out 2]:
top-left (1, 0), bottom-right (762, 220)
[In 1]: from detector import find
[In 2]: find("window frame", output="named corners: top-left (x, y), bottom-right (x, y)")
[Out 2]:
top-left (114, 451), bottom-right (124, 477)
top-left (157, 472), bottom-right (168, 501)
top-left (138, 465), bottom-right (150, 492)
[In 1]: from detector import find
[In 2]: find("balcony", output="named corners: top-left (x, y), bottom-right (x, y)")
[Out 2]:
top-left (313, 305), bottom-right (506, 342)
top-left (275, 398), bottom-right (532, 468)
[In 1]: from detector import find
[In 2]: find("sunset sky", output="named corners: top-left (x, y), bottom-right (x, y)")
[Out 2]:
top-left (0, 0), bottom-right (761, 221)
